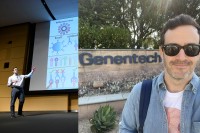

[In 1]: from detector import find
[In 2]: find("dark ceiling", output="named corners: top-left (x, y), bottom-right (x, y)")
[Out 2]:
top-left (0, 0), bottom-right (78, 28)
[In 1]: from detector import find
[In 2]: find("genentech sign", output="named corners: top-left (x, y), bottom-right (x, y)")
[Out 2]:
top-left (79, 52), bottom-right (162, 65)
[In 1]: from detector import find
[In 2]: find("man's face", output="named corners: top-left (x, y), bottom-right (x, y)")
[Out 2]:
top-left (159, 25), bottom-right (200, 80)
top-left (13, 68), bottom-right (18, 74)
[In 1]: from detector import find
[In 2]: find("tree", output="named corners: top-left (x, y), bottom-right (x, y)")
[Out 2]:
top-left (79, 0), bottom-right (129, 28)
top-left (79, 18), bottom-right (131, 49)
top-left (79, 19), bottom-right (99, 49)
top-left (79, 0), bottom-right (200, 49)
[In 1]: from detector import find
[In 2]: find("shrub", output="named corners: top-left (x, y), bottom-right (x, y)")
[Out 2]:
top-left (90, 105), bottom-right (117, 133)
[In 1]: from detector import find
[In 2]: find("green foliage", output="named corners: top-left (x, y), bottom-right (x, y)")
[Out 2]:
top-left (79, 19), bottom-right (131, 49)
top-left (142, 37), bottom-right (158, 49)
top-left (90, 105), bottom-right (117, 133)
top-left (79, 0), bottom-right (200, 49)
top-left (79, 19), bottom-right (99, 49)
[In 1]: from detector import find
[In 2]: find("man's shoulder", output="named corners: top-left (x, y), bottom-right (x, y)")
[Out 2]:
top-left (8, 74), bottom-right (15, 78)
top-left (129, 82), bottom-right (143, 99)
top-left (130, 75), bottom-right (160, 95)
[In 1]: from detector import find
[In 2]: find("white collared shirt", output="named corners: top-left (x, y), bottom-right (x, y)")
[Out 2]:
top-left (7, 70), bottom-right (33, 87)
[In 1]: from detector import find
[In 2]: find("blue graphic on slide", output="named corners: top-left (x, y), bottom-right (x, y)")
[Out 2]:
top-left (46, 17), bottom-right (78, 90)
top-left (50, 40), bottom-right (65, 54)
top-left (58, 23), bottom-right (70, 35)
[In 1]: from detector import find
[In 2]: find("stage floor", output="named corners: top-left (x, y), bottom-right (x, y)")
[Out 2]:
top-left (0, 111), bottom-right (78, 133)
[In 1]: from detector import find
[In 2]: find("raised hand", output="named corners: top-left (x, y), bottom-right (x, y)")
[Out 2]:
top-left (32, 66), bottom-right (36, 72)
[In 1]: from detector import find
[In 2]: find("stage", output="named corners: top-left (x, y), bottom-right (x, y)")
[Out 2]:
top-left (0, 111), bottom-right (78, 133)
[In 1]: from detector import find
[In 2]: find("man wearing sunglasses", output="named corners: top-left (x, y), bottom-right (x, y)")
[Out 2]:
top-left (119, 14), bottom-right (200, 133)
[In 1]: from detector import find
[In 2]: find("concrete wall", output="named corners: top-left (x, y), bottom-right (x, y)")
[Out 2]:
top-left (79, 49), bottom-right (163, 96)
top-left (79, 49), bottom-right (162, 82)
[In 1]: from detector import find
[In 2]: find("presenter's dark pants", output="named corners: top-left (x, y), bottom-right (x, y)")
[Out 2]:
top-left (10, 87), bottom-right (25, 116)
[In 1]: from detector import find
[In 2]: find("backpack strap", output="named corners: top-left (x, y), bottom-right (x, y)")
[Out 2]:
top-left (138, 79), bottom-right (152, 133)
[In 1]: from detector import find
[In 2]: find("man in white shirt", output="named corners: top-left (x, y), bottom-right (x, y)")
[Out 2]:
top-left (7, 67), bottom-right (36, 118)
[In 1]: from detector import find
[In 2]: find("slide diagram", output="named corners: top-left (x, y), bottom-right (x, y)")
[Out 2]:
top-left (46, 17), bottom-right (78, 90)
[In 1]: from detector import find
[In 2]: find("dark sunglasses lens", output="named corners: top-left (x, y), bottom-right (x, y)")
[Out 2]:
top-left (184, 45), bottom-right (200, 56)
top-left (164, 45), bottom-right (179, 56)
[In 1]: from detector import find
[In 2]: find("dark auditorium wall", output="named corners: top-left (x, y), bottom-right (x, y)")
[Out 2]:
top-left (0, 24), bottom-right (78, 112)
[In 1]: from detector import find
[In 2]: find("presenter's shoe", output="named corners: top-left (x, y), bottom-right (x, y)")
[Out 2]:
top-left (11, 115), bottom-right (16, 118)
top-left (17, 113), bottom-right (25, 117)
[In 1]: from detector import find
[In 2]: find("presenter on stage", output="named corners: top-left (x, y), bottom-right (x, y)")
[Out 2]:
top-left (7, 67), bottom-right (36, 118)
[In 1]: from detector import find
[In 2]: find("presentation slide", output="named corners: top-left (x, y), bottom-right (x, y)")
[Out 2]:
top-left (47, 17), bottom-right (78, 90)
top-left (29, 17), bottom-right (78, 91)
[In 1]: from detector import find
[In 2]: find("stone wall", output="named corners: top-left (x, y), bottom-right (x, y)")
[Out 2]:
top-left (79, 49), bottom-right (163, 97)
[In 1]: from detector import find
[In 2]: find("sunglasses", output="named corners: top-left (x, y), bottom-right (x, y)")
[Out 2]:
top-left (162, 43), bottom-right (200, 57)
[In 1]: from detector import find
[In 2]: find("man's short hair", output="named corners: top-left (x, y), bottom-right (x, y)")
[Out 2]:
top-left (160, 14), bottom-right (200, 45)
top-left (13, 67), bottom-right (17, 71)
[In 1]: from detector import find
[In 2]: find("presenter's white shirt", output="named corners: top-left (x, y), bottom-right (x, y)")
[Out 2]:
top-left (7, 70), bottom-right (33, 87)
